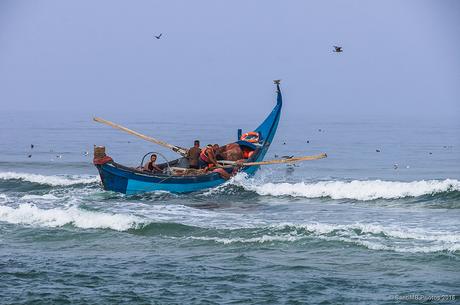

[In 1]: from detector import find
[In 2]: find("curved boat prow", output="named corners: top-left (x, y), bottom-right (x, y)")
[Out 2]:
top-left (252, 80), bottom-right (283, 162)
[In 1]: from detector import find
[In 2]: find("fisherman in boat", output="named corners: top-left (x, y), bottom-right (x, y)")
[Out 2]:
top-left (213, 144), bottom-right (224, 160)
top-left (186, 140), bottom-right (201, 169)
top-left (199, 144), bottom-right (219, 169)
top-left (143, 154), bottom-right (162, 173)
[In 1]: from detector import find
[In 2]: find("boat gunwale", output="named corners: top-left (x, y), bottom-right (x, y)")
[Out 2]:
top-left (105, 160), bottom-right (220, 179)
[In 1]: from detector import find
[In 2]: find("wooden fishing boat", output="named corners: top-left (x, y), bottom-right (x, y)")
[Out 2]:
top-left (93, 81), bottom-right (283, 194)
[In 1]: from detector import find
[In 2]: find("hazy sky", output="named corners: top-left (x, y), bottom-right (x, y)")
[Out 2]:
top-left (1, 0), bottom-right (459, 121)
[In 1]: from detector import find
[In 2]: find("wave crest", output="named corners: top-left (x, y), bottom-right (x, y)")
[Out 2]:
top-left (234, 178), bottom-right (460, 200)
top-left (0, 172), bottom-right (99, 186)
top-left (0, 204), bottom-right (142, 231)
top-left (187, 222), bottom-right (460, 253)
top-left (1, 203), bottom-right (458, 253)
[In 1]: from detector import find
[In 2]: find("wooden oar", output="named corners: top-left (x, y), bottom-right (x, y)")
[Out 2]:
top-left (219, 153), bottom-right (327, 167)
top-left (93, 117), bottom-right (188, 157)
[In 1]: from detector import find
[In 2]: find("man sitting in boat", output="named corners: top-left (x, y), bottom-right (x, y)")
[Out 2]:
top-left (143, 154), bottom-right (162, 173)
top-left (186, 140), bottom-right (201, 169)
top-left (199, 144), bottom-right (219, 169)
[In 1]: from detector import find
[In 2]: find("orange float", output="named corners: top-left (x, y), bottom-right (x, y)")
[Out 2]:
top-left (240, 131), bottom-right (260, 143)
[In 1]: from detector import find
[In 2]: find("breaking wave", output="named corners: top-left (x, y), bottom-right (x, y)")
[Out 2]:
top-left (0, 172), bottom-right (99, 186)
top-left (187, 222), bottom-right (460, 253)
top-left (0, 202), bottom-right (458, 253)
top-left (0, 204), bottom-right (143, 231)
top-left (233, 178), bottom-right (460, 200)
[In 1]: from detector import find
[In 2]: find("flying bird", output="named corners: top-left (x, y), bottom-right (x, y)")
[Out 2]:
top-left (154, 33), bottom-right (163, 39)
top-left (333, 46), bottom-right (343, 53)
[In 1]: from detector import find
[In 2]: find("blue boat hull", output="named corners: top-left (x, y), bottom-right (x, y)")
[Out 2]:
top-left (96, 162), bottom-right (260, 194)
top-left (95, 83), bottom-right (282, 194)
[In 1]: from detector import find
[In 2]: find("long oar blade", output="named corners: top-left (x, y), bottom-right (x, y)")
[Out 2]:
top-left (243, 153), bottom-right (327, 166)
top-left (219, 153), bottom-right (327, 167)
top-left (93, 117), bottom-right (188, 157)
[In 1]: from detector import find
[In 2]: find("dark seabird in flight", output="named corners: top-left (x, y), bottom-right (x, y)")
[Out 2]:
top-left (30, 144), bottom-right (34, 149)
top-left (28, 154), bottom-right (32, 158)
top-left (333, 46), bottom-right (343, 53)
top-left (154, 33), bottom-right (163, 39)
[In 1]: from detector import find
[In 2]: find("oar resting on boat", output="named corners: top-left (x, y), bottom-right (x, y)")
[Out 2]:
top-left (93, 117), bottom-right (189, 157)
top-left (169, 153), bottom-right (327, 179)
top-left (219, 153), bottom-right (327, 167)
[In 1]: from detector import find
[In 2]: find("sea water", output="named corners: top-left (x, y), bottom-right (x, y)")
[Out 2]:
top-left (0, 111), bottom-right (459, 304)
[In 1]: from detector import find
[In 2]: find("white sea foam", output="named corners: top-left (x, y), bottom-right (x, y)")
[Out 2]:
top-left (234, 178), bottom-right (460, 200)
top-left (0, 172), bottom-right (99, 186)
top-left (21, 194), bottom-right (60, 201)
top-left (291, 222), bottom-right (460, 253)
top-left (0, 204), bottom-right (142, 231)
top-left (134, 203), bottom-right (266, 229)
top-left (276, 222), bottom-right (460, 243)
top-left (186, 222), bottom-right (460, 253)
top-left (188, 234), bottom-right (302, 244)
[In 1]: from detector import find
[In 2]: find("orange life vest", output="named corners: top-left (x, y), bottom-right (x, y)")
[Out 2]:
top-left (242, 149), bottom-right (254, 159)
top-left (200, 148), bottom-right (212, 163)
